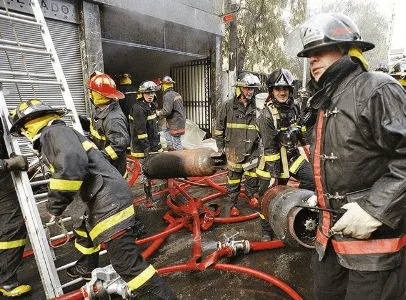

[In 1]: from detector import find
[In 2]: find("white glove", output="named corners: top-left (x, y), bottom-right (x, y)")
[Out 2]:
top-left (156, 110), bottom-right (162, 117)
top-left (331, 202), bottom-right (383, 239)
top-left (305, 195), bottom-right (318, 207)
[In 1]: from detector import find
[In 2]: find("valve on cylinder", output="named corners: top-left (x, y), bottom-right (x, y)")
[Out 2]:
top-left (261, 186), bottom-right (318, 248)
top-left (143, 148), bottom-right (225, 179)
top-left (81, 265), bottom-right (130, 300)
top-left (216, 232), bottom-right (250, 255)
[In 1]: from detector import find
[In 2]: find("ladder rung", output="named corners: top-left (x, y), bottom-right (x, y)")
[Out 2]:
top-left (50, 231), bottom-right (73, 242)
top-left (0, 38), bottom-right (45, 50)
top-left (0, 8), bottom-right (36, 22)
top-left (0, 44), bottom-right (51, 56)
top-left (0, 12), bottom-right (40, 26)
top-left (60, 278), bottom-right (82, 289)
top-left (30, 179), bottom-right (50, 187)
top-left (0, 78), bottom-right (62, 86)
top-left (34, 193), bottom-right (48, 201)
top-left (0, 70), bottom-right (55, 79)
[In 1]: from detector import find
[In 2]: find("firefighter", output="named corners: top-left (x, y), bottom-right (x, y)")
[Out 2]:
top-left (9, 99), bottom-right (177, 299)
top-left (80, 72), bottom-right (130, 176)
top-left (129, 81), bottom-right (163, 206)
top-left (256, 68), bottom-right (314, 194)
top-left (212, 72), bottom-right (261, 217)
top-left (389, 59), bottom-right (406, 90)
top-left (118, 73), bottom-right (138, 123)
top-left (156, 76), bottom-right (186, 151)
top-left (0, 128), bottom-right (30, 297)
top-left (296, 13), bottom-right (406, 299)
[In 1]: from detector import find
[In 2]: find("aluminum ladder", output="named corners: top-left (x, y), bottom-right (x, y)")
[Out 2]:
top-left (0, 0), bottom-right (85, 297)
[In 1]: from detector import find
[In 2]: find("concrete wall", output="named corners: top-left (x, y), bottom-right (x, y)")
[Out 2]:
top-left (90, 0), bottom-right (224, 36)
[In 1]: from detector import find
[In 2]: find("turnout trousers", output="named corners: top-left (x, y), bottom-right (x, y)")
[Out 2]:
top-left (311, 243), bottom-right (405, 300)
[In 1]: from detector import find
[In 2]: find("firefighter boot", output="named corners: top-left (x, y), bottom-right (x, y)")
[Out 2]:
top-left (144, 180), bottom-right (154, 208)
top-left (229, 194), bottom-right (240, 217)
top-left (0, 280), bottom-right (31, 297)
top-left (248, 192), bottom-right (260, 208)
top-left (66, 252), bottom-right (99, 281)
top-left (259, 216), bottom-right (274, 241)
top-left (131, 274), bottom-right (177, 300)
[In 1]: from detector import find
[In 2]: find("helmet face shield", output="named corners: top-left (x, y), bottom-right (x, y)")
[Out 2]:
top-left (138, 81), bottom-right (160, 93)
top-left (297, 13), bottom-right (374, 57)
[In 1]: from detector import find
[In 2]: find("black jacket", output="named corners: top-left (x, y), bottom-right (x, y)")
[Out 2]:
top-left (40, 120), bottom-right (136, 245)
top-left (311, 56), bottom-right (406, 271)
top-left (214, 96), bottom-right (259, 171)
top-left (161, 88), bottom-right (186, 136)
top-left (87, 102), bottom-right (130, 175)
top-left (129, 100), bottom-right (162, 158)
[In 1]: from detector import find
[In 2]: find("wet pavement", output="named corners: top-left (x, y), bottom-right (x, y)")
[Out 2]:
top-left (3, 173), bottom-right (316, 300)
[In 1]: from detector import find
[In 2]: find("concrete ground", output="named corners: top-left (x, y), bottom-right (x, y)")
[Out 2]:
top-left (4, 174), bottom-right (316, 300)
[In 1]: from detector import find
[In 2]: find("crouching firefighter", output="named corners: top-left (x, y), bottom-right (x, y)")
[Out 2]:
top-left (9, 100), bottom-right (177, 300)
top-left (212, 72), bottom-right (261, 218)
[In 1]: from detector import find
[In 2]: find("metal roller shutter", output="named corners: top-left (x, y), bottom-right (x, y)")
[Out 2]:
top-left (0, 15), bottom-right (86, 114)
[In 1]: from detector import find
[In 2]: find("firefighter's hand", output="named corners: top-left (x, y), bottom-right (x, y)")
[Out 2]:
top-left (331, 202), bottom-right (382, 239)
top-left (305, 195), bottom-right (318, 207)
top-left (156, 110), bottom-right (162, 117)
top-left (210, 151), bottom-right (226, 167)
top-left (49, 214), bottom-right (61, 224)
top-left (210, 151), bottom-right (225, 159)
top-left (4, 153), bottom-right (29, 171)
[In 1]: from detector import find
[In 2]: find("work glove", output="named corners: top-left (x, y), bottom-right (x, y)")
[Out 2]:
top-left (305, 194), bottom-right (318, 207)
top-left (210, 151), bottom-right (226, 167)
top-left (156, 110), bottom-right (162, 117)
top-left (2, 153), bottom-right (29, 171)
top-left (331, 202), bottom-right (383, 239)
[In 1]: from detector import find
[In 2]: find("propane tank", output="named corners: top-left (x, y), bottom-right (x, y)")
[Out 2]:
top-left (261, 185), bottom-right (318, 248)
top-left (143, 148), bottom-right (219, 179)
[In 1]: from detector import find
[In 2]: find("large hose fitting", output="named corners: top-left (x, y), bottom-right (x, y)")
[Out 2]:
top-left (143, 148), bottom-right (219, 179)
top-left (261, 186), bottom-right (318, 248)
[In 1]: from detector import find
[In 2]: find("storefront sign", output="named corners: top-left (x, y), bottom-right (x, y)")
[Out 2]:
top-left (0, 0), bottom-right (78, 23)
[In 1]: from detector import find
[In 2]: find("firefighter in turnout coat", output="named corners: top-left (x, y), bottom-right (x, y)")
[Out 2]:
top-left (213, 72), bottom-right (261, 217)
top-left (0, 122), bottom-right (30, 297)
top-left (80, 72), bottom-right (130, 176)
top-left (129, 81), bottom-right (163, 206)
top-left (256, 68), bottom-right (314, 194)
top-left (156, 76), bottom-right (186, 151)
top-left (297, 13), bottom-right (406, 299)
top-left (9, 100), bottom-right (177, 300)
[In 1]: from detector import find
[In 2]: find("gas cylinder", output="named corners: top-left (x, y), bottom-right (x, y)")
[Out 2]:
top-left (261, 185), bottom-right (318, 248)
top-left (143, 148), bottom-right (218, 179)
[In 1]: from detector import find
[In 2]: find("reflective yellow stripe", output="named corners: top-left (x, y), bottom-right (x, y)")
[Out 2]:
top-left (226, 123), bottom-right (256, 130)
top-left (147, 114), bottom-right (157, 120)
top-left (244, 171), bottom-right (257, 178)
top-left (105, 145), bottom-right (118, 160)
top-left (259, 213), bottom-right (266, 220)
top-left (90, 123), bottom-right (106, 141)
top-left (74, 229), bottom-right (89, 238)
top-left (301, 125), bottom-right (307, 133)
top-left (228, 161), bottom-right (242, 169)
top-left (289, 155), bottom-right (305, 173)
top-left (49, 164), bottom-right (55, 173)
top-left (214, 129), bottom-right (223, 136)
top-left (256, 168), bottom-right (271, 178)
top-left (137, 133), bottom-right (148, 139)
top-left (264, 153), bottom-right (280, 161)
top-left (74, 240), bottom-right (101, 255)
top-left (50, 178), bottom-right (83, 191)
top-left (227, 177), bottom-right (241, 184)
top-left (280, 146), bottom-right (290, 178)
top-left (82, 140), bottom-right (97, 151)
top-left (89, 205), bottom-right (135, 241)
top-left (129, 115), bottom-right (134, 121)
top-left (0, 239), bottom-right (26, 249)
top-left (127, 265), bottom-right (157, 291)
top-left (131, 152), bottom-right (145, 158)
